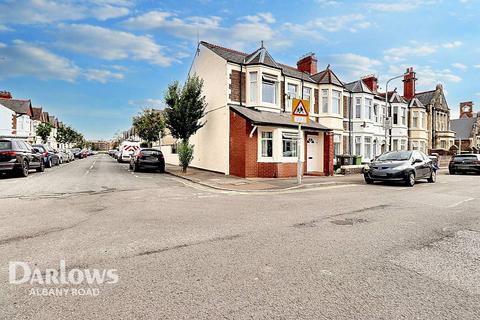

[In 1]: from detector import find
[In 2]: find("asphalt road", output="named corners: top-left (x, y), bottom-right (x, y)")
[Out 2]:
top-left (0, 154), bottom-right (479, 319)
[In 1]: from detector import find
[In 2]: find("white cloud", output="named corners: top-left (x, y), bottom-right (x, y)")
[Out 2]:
top-left (56, 24), bottom-right (174, 66)
top-left (452, 62), bottom-right (467, 70)
top-left (368, 0), bottom-right (438, 12)
top-left (84, 69), bottom-right (124, 83)
top-left (330, 53), bottom-right (382, 79)
top-left (0, 25), bottom-right (13, 32)
top-left (384, 45), bottom-right (437, 62)
top-left (311, 14), bottom-right (371, 32)
top-left (0, 40), bottom-right (80, 81)
top-left (442, 41), bottom-right (462, 48)
top-left (316, 0), bottom-right (340, 6)
top-left (128, 98), bottom-right (164, 109)
top-left (122, 11), bottom-right (287, 50)
top-left (92, 5), bottom-right (130, 20)
top-left (0, 0), bottom-right (130, 25)
top-left (388, 64), bottom-right (462, 90)
top-left (474, 65), bottom-right (480, 68)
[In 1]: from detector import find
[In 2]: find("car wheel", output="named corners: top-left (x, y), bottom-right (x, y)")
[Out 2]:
top-left (36, 161), bottom-right (45, 172)
top-left (449, 169), bottom-right (456, 175)
top-left (427, 170), bottom-right (436, 183)
top-left (46, 159), bottom-right (52, 168)
top-left (56, 158), bottom-right (60, 166)
top-left (365, 177), bottom-right (374, 184)
top-left (405, 172), bottom-right (415, 187)
top-left (158, 166), bottom-right (165, 173)
top-left (18, 160), bottom-right (29, 177)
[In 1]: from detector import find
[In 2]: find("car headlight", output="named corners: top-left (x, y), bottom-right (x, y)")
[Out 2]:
top-left (391, 165), bottom-right (406, 171)
top-left (364, 163), bottom-right (370, 171)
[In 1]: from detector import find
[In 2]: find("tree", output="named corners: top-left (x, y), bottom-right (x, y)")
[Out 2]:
top-left (132, 108), bottom-right (165, 147)
top-left (164, 75), bottom-right (207, 172)
top-left (36, 123), bottom-right (52, 143)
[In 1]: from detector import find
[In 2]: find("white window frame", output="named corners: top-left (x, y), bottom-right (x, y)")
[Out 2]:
top-left (365, 98), bottom-right (372, 121)
top-left (364, 136), bottom-right (372, 160)
top-left (286, 83), bottom-right (298, 112)
top-left (261, 74), bottom-right (277, 105)
top-left (282, 133), bottom-right (298, 158)
top-left (321, 89), bottom-right (329, 113)
top-left (355, 136), bottom-right (362, 155)
top-left (249, 72), bottom-right (257, 103)
top-left (332, 90), bottom-right (341, 114)
top-left (355, 97), bottom-right (362, 119)
top-left (260, 131), bottom-right (273, 159)
top-left (412, 111), bottom-right (419, 128)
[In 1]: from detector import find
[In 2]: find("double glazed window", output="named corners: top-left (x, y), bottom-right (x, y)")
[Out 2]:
top-left (249, 72), bottom-right (257, 102)
top-left (261, 132), bottom-right (273, 157)
top-left (374, 104), bottom-right (379, 122)
top-left (282, 135), bottom-right (297, 157)
top-left (303, 87), bottom-right (311, 103)
top-left (322, 89), bottom-right (329, 113)
top-left (287, 83), bottom-right (298, 111)
top-left (412, 111), bottom-right (419, 128)
top-left (262, 75), bottom-right (277, 104)
top-left (355, 98), bottom-right (361, 119)
top-left (401, 108), bottom-right (406, 125)
top-left (393, 106), bottom-right (399, 125)
top-left (365, 99), bottom-right (372, 120)
top-left (332, 90), bottom-right (341, 114)
top-left (355, 136), bottom-right (361, 155)
top-left (334, 134), bottom-right (341, 156)
top-left (364, 137), bottom-right (372, 160)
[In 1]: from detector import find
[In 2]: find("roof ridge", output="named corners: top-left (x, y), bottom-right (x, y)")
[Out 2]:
top-left (200, 41), bottom-right (248, 57)
top-left (416, 89), bottom-right (435, 95)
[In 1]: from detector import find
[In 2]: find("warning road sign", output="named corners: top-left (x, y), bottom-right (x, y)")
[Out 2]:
top-left (292, 99), bottom-right (310, 124)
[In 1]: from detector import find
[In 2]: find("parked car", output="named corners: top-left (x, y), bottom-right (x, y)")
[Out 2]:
top-left (55, 149), bottom-right (69, 164)
top-left (60, 149), bottom-right (75, 162)
top-left (449, 154), bottom-right (480, 175)
top-left (0, 139), bottom-right (45, 177)
top-left (129, 148), bottom-right (165, 173)
top-left (81, 149), bottom-right (90, 158)
top-left (364, 150), bottom-right (436, 187)
top-left (70, 148), bottom-right (82, 159)
top-left (108, 149), bottom-right (117, 157)
top-left (32, 144), bottom-right (60, 168)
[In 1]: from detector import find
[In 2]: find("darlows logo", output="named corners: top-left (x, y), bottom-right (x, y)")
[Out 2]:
top-left (9, 260), bottom-right (119, 297)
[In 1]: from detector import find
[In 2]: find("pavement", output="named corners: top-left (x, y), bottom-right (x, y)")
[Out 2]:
top-left (0, 154), bottom-right (479, 319)
top-left (166, 163), bottom-right (367, 191)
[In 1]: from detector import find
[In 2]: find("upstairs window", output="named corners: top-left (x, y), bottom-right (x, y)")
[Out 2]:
top-left (249, 72), bottom-right (257, 102)
top-left (413, 111), bottom-right (419, 128)
top-left (393, 106), bottom-right (399, 125)
top-left (303, 87), bottom-right (312, 104)
top-left (262, 74), bottom-right (277, 104)
top-left (374, 104), bottom-right (379, 122)
top-left (322, 89), bottom-right (329, 113)
top-left (365, 98), bottom-right (372, 120)
top-left (401, 108), bottom-right (407, 125)
top-left (287, 83), bottom-right (298, 112)
top-left (355, 98), bottom-right (361, 119)
top-left (332, 90), bottom-right (341, 114)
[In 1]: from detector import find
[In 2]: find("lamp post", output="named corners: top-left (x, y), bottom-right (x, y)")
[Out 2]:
top-left (384, 74), bottom-right (405, 151)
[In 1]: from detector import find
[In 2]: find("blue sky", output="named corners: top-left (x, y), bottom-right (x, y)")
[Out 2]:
top-left (0, 0), bottom-right (479, 139)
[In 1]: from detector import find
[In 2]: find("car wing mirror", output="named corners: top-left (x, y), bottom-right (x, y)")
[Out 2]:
top-left (413, 158), bottom-right (422, 164)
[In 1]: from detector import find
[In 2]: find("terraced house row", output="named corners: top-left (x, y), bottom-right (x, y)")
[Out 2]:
top-left (161, 41), bottom-right (457, 178)
top-left (0, 90), bottom-right (67, 149)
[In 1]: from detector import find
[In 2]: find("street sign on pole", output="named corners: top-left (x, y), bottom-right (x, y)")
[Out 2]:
top-left (291, 99), bottom-right (310, 184)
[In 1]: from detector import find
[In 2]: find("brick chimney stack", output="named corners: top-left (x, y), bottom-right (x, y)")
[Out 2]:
top-left (459, 101), bottom-right (474, 118)
top-left (362, 75), bottom-right (378, 93)
top-left (297, 53), bottom-right (317, 75)
top-left (0, 91), bottom-right (12, 99)
top-left (403, 67), bottom-right (416, 100)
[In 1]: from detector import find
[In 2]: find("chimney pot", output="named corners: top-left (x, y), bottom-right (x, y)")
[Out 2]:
top-left (403, 67), bottom-right (416, 100)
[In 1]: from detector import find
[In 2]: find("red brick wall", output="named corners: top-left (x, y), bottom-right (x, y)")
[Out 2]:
top-left (229, 70), bottom-right (246, 103)
top-left (230, 109), bottom-right (313, 178)
top-left (324, 132), bottom-right (334, 176)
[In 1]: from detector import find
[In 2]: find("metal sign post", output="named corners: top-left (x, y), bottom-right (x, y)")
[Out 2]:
top-left (291, 99), bottom-right (310, 185)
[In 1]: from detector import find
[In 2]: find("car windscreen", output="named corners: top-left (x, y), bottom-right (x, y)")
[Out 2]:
top-left (141, 150), bottom-right (161, 157)
top-left (0, 141), bottom-right (12, 150)
top-left (377, 151), bottom-right (412, 161)
top-left (454, 155), bottom-right (478, 161)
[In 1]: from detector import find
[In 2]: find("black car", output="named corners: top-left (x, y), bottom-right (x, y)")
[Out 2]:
top-left (129, 148), bottom-right (165, 173)
top-left (364, 150), bottom-right (436, 187)
top-left (0, 139), bottom-right (45, 177)
top-left (449, 154), bottom-right (480, 174)
top-left (32, 144), bottom-right (60, 168)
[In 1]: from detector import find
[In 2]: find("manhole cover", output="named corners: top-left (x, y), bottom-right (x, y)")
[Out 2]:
top-left (330, 218), bottom-right (368, 225)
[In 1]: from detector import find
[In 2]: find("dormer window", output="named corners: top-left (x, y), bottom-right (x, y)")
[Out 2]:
top-left (262, 74), bottom-right (277, 104)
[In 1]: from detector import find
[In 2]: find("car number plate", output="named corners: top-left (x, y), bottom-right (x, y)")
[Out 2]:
top-left (374, 171), bottom-right (387, 176)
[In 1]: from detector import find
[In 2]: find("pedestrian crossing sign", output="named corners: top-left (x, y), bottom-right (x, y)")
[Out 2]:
top-left (292, 99), bottom-right (310, 124)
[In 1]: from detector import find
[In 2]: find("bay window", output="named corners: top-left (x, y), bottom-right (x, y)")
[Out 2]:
top-left (262, 74), bottom-right (277, 104)
top-left (332, 90), bottom-right (341, 114)
top-left (374, 104), bottom-right (379, 122)
top-left (393, 106), bottom-right (398, 125)
top-left (249, 72), bottom-right (257, 102)
top-left (261, 132), bottom-right (273, 157)
top-left (401, 108), bottom-right (406, 125)
top-left (365, 98), bottom-right (372, 120)
top-left (364, 137), bottom-right (372, 160)
top-left (413, 111), bottom-right (419, 128)
top-left (334, 134), bottom-right (341, 156)
top-left (355, 136), bottom-right (362, 155)
top-left (303, 87), bottom-right (311, 103)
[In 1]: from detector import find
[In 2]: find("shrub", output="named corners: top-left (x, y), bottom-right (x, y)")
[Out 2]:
top-left (178, 141), bottom-right (194, 173)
